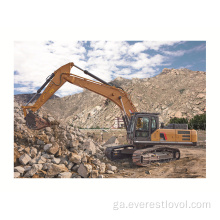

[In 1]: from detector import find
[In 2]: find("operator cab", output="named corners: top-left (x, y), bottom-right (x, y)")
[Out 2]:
top-left (127, 112), bottom-right (160, 145)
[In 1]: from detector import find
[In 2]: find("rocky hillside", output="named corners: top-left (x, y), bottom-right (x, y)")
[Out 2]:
top-left (14, 93), bottom-right (59, 105)
top-left (40, 68), bottom-right (206, 128)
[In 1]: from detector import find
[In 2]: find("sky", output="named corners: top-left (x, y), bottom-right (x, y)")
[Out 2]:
top-left (14, 41), bottom-right (206, 97)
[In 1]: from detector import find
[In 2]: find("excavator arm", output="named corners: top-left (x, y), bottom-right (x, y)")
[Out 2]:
top-left (22, 62), bottom-right (137, 130)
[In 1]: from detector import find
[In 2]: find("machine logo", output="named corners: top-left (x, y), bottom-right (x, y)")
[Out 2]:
top-left (160, 132), bottom-right (167, 141)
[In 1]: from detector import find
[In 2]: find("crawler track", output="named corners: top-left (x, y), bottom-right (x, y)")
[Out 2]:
top-left (132, 146), bottom-right (180, 166)
top-left (105, 145), bottom-right (180, 166)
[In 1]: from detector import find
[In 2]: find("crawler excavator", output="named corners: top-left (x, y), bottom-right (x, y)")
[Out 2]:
top-left (21, 62), bottom-right (197, 166)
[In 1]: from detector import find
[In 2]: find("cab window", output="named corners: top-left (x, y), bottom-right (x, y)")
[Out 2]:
top-left (135, 117), bottom-right (149, 137)
top-left (151, 117), bottom-right (157, 132)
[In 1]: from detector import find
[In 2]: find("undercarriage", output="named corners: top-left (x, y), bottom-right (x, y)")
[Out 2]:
top-left (105, 145), bottom-right (180, 166)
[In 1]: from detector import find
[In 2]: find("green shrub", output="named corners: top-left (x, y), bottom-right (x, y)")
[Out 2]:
top-left (168, 113), bottom-right (206, 130)
top-left (168, 117), bottom-right (188, 124)
top-left (189, 113), bottom-right (206, 130)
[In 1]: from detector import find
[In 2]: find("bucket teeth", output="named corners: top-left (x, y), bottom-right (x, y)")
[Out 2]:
top-left (25, 111), bottom-right (50, 130)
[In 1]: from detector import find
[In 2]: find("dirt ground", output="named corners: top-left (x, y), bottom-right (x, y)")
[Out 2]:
top-left (103, 146), bottom-right (206, 178)
top-left (82, 129), bottom-right (206, 178)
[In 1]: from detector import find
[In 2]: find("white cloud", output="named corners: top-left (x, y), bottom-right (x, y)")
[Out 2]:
top-left (14, 41), bottom-right (181, 97)
top-left (178, 64), bottom-right (193, 69)
top-left (162, 50), bottom-right (186, 56)
top-left (14, 41), bottom-right (87, 96)
top-left (161, 43), bottom-right (206, 57)
top-left (129, 42), bottom-right (146, 54)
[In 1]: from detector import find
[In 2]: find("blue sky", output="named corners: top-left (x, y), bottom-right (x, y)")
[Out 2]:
top-left (14, 41), bottom-right (206, 97)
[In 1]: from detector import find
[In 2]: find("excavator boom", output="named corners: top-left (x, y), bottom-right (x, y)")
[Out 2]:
top-left (22, 62), bottom-right (136, 130)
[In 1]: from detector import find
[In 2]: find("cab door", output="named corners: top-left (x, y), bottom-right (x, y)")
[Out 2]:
top-left (134, 116), bottom-right (151, 142)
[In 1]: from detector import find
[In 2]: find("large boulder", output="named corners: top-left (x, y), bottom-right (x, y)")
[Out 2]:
top-left (58, 172), bottom-right (72, 178)
top-left (52, 157), bottom-right (61, 164)
top-left (19, 154), bottom-right (31, 165)
top-left (14, 172), bottom-right (20, 178)
top-left (69, 153), bottom-right (81, 164)
top-left (44, 144), bottom-right (52, 152)
top-left (24, 164), bottom-right (43, 178)
top-left (14, 166), bottom-right (25, 175)
top-left (84, 141), bottom-right (96, 155)
top-left (47, 164), bottom-right (68, 177)
top-left (44, 142), bottom-right (59, 155)
top-left (77, 163), bottom-right (92, 178)
top-left (103, 136), bottom-right (119, 146)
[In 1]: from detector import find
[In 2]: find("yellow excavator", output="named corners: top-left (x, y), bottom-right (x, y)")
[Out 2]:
top-left (21, 62), bottom-right (197, 166)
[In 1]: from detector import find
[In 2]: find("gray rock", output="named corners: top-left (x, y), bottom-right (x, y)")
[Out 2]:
top-left (24, 166), bottom-right (32, 172)
top-left (69, 140), bottom-right (79, 149)
top-left (14, 172), bottom-right (20, 178)
top-left (52, 157), bottom-right (61, 164)
top-left (81, 156), bottom-right (87, 163)
top-left (106, 170), bottom-right (114, 174)
top-left (50, 137), bottom-right (55, 143)
top-left (47, 164), bottom-right (68, 177)
top-left (19, 154), bottom-right (32, 165)
top-left (111, 166), bottom-right (117, 172)
top-left (58, 172), bottom-right (72, 178)
top-left (24, 164), bottom-right (43, 177)
top-left (60, 155), bottom-right (69, 164)
top-left (37, 139), bottom-right (44, 145)
top-left (37, 156), bottom-right (47, 164)
top-left (84, 140), bottom-right (96, 155)
top-left (106, 164), bottom-right (117, 172)
top-left (29, 157), bottom-right (39, 166)
top-left (17, 146), bottom-right (24, 152)
top-left (69, 153), bottom-right (81, 164)
top-left (42, 163), bottom-right (53, 171)
top-left (99, 163), bottom-right (106, 174)
top-left (77, 163), bottom-right (92, 178)
top-left (92, 158), bottom-right (101, 166)
top-left (45, 127), bottom-right (52, 132)
top-left (14, 166), bottom-right (25, 174)
top-left (16, 116), bottom-right (26, 124)
top-left (71, 173), bottom-right (81, 178)
top-left (30, 147), bottom-right (38, 158)
top-left (48, 116), bottom-right (55, 123)
top-left (67, 162), bottom-right (74, 170)
top-left (41, 153), bottom-right (51, 159)
top-left (103, 136), bottom-right (119, 146)
top-left (71, 164), bottom-right (80, 172)
top-left (44, 144), bottom-right (52, 152)
top-left (47, 143), bottom-right (59, 155)
top-left (106, 163), bottom-right (112, 171)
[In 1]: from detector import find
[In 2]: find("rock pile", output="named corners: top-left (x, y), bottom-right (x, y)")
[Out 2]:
top-left (14, 102), bottom-right (117, 178)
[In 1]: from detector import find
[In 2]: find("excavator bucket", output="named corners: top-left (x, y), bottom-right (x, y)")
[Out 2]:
top-left (25, 111), bottom-right (50, 130)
